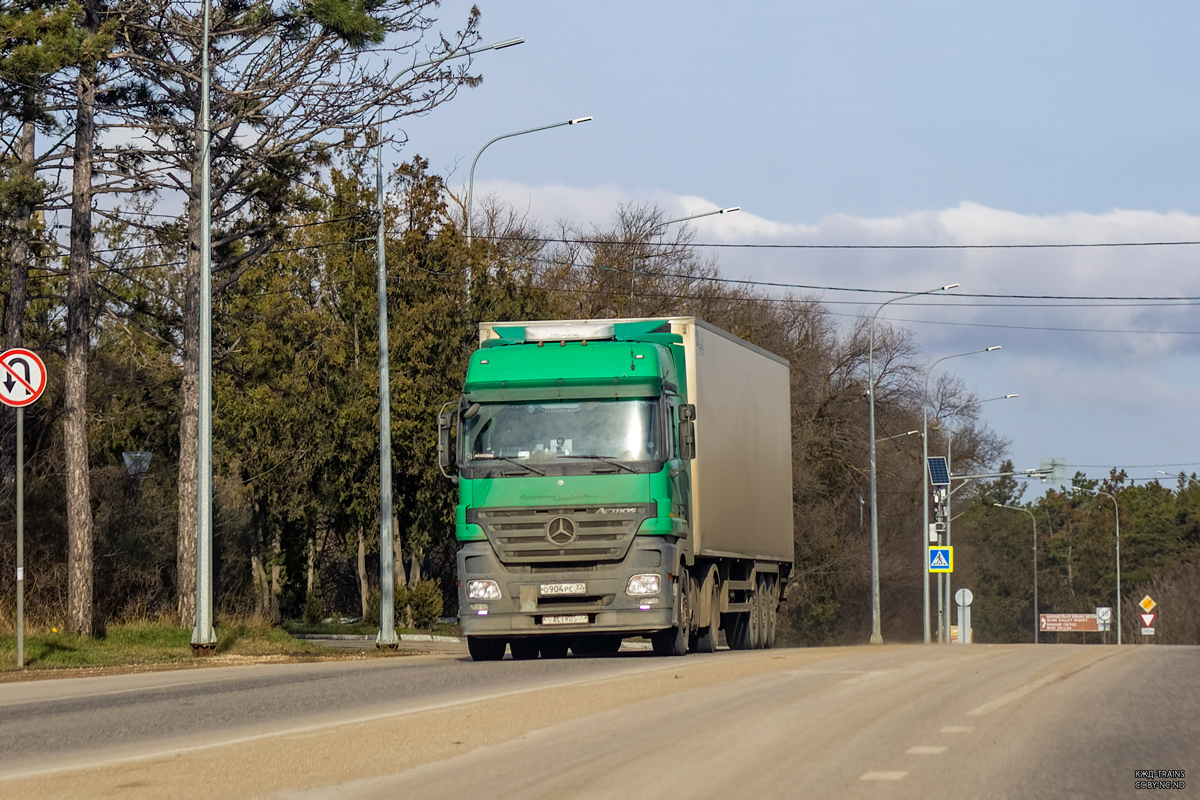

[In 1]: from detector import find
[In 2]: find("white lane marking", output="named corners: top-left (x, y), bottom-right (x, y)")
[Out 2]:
top-left (861, 771), bottom-right (908, 781)
top-left (966, 674), bottom-right (1058, 716)
top-left (907, 746), bottom-right (948, 755)
top-left (941, 725), bottom-right (975, 733)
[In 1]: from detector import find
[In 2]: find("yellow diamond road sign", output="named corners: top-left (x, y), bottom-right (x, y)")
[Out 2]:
top-left (1139, 595), bottom-right (1156, 613)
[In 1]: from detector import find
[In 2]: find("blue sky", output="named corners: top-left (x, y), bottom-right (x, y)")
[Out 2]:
top-left (395, 1), bottom-right (1200, 492)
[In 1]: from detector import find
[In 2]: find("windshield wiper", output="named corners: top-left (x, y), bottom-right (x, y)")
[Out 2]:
top-left (493, 456), bottom-right (545, 476)
top-left (554, 454), bottom-right (639, 474)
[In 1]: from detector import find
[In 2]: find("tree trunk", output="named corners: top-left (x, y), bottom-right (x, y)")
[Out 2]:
top-left (268, 526), bottom-right (282, 625)
top-left (176, 144), bottom-right (203, 628)
top-left (2, 118), bottom-right (35, 497)
top-left (306, 535), bottom-right (316, 598)
top-left (393, 516), bottom-right (406, 593)
top-left (251, 552), bottom-right (269, 617)
top-left (358, 529), bottom-right (369, 619)
top-left (65, 54), bottom-right (97, 637)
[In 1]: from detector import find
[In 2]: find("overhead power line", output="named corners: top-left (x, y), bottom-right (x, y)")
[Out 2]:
top-left (499, 234), bottom-right (1200, 251)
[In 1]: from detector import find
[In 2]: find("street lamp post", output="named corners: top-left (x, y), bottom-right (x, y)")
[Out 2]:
top-left (993, 503), bottom-right (1038, 643)
top-left (1092, 489), bottom-right (1122, 645)
top-left (372, 36), bottom-right (523, 648)
top-left (867, 283), bottom-right (958, 644)
top-left (922, 346), bottom-right (1000, 644)
top-left (633, 207), bottom-right (740, 304)
top-left (193, 0), bottom-right (216, 653)
top-left (943, 393), bottom-right (1017, 643)
top-left (464, 116), bottom-right (593, 299)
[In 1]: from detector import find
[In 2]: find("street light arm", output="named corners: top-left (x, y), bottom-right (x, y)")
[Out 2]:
top-left (385, 36), bottom-right (525, 86)
top-left (653, 206), bottom-right (742, 230)
top-left (465, 115), bottom-right (594, 247)
top-left (924, 345), bottom-right (1002, 410)
top-left (949, 393), bottom-right (1018, 419)
top-left (877, 429), bottom-right (920, 443)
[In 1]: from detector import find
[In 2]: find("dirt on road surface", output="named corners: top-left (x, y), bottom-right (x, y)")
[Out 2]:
top-left (2, 646), bottom-right (810, 798)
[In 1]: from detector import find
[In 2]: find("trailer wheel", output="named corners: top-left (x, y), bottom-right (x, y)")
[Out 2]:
top-left (753, 578), bottom-right (772, 647)
top-left (467, 637), bottom-right (506, 662)
top-left (509, 638), bottom-right (539, 660)
top-left (651, 576), bottom-right (690, 656)
top-left (691, 578), bottom-right (720, 653)
top-left (747, 582), bottom-right (763, 649)
top-left (763, 577), bottom-right (779, 649)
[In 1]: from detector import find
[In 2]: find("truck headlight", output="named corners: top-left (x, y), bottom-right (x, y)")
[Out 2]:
top-left (467, 580), bottom-right (502, 600)
top-left (626, 574), bottom-right (661, 596)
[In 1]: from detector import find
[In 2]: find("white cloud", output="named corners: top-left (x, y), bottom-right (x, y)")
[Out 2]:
top-left (469, 181), bottom-right (1200, 362)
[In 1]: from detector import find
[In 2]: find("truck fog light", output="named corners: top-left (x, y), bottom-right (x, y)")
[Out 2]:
top-left (626, 574), bottom-right (661, 596)
top-left (467, 580), bottom-right (502, 600)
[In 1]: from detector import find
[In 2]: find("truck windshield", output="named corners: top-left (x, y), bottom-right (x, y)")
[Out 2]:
top-left (462, 399), bottom-right (661, 469)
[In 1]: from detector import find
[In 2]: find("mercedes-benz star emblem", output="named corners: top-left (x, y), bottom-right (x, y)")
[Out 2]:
top-left (546, 516), bottom-right (576, 545)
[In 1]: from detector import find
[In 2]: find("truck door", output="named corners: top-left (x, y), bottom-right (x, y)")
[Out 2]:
top-left (667, 395), bottom-right (692, 531)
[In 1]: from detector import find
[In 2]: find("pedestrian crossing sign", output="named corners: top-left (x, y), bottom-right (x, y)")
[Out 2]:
top-left (929, 546), bottom-right (953, 573)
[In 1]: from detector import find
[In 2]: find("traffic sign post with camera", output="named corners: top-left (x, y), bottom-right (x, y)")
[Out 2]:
top-left (2, 348), bottom-right (48, 669)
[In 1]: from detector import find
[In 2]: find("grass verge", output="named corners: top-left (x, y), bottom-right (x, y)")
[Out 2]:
top-left (0, 619), bottom-right (344, 674)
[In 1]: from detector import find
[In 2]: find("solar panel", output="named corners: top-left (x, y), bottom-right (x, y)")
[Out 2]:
top-left (927, 457), bottom-right (950, 486)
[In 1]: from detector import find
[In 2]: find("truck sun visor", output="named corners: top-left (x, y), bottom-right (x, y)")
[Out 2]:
top-left (524, 322), bottom-right (616, 342)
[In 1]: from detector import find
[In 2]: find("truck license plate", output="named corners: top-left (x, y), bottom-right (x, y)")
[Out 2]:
top-left (542, 614), bottom-right (588, 625)
top-left (540, 582), bottom-right (586, 596)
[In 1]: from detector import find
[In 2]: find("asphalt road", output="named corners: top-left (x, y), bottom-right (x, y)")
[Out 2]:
top-left (1, 644), bottom-right (1195, 799)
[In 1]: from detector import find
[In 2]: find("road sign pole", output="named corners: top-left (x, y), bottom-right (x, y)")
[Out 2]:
top-left (0, 348), bottom-right (48, 669)
top-left (16, 407), bottom-right (23, 669)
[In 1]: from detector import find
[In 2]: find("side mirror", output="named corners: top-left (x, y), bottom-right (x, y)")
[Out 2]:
top-left (678, 419), bottom-right (696, 461)
top-left (678, 403), bottom-right (696, 422)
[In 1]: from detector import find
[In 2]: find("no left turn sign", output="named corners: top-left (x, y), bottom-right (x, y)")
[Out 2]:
top-left (0, 348), bottom-right (47, 407)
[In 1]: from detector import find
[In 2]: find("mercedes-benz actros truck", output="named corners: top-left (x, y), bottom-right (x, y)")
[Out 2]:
top-left (438, 317), bottom-right (793, 660)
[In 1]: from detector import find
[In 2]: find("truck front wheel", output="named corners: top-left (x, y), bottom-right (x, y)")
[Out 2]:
top-left (690, 577), bottom-right (719, 653)
top-left (467, 637), bottom-right (506, 662)
top-left (651, 576), bottom-right (690, 656)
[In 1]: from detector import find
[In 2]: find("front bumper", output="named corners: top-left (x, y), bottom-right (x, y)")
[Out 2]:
top-left (458, 537), bottom-right (682, 638)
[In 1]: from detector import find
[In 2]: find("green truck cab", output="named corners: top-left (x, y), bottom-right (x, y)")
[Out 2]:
top-left (439, 318), bottom-right (793, 660)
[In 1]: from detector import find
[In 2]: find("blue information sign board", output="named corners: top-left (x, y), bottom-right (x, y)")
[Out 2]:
top-left (929, 546), bottom-right (953, 573)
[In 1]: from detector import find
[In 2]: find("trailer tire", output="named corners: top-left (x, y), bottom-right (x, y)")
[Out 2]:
top-left (763, 576), bottom-right (779, 649)
top-left (467, 637), bottom-right (506, 662)
top-left (746, 582), bottom-right (763, 649)
top-left (754, 578), bottom-right (772, 649)
top-left (726, 610), bottom-right (751, 650)
top-left (509, 638), bottom-right (539, 660)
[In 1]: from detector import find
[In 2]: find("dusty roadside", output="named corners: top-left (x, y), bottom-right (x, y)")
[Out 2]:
top-left (0, 647), bottom-right (835, 799)
top-left (0, 638), bottom-right (465, 684)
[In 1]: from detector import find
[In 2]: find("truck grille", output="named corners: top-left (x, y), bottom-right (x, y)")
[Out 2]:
top-left (468, 504), bottom-right (654, 564)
